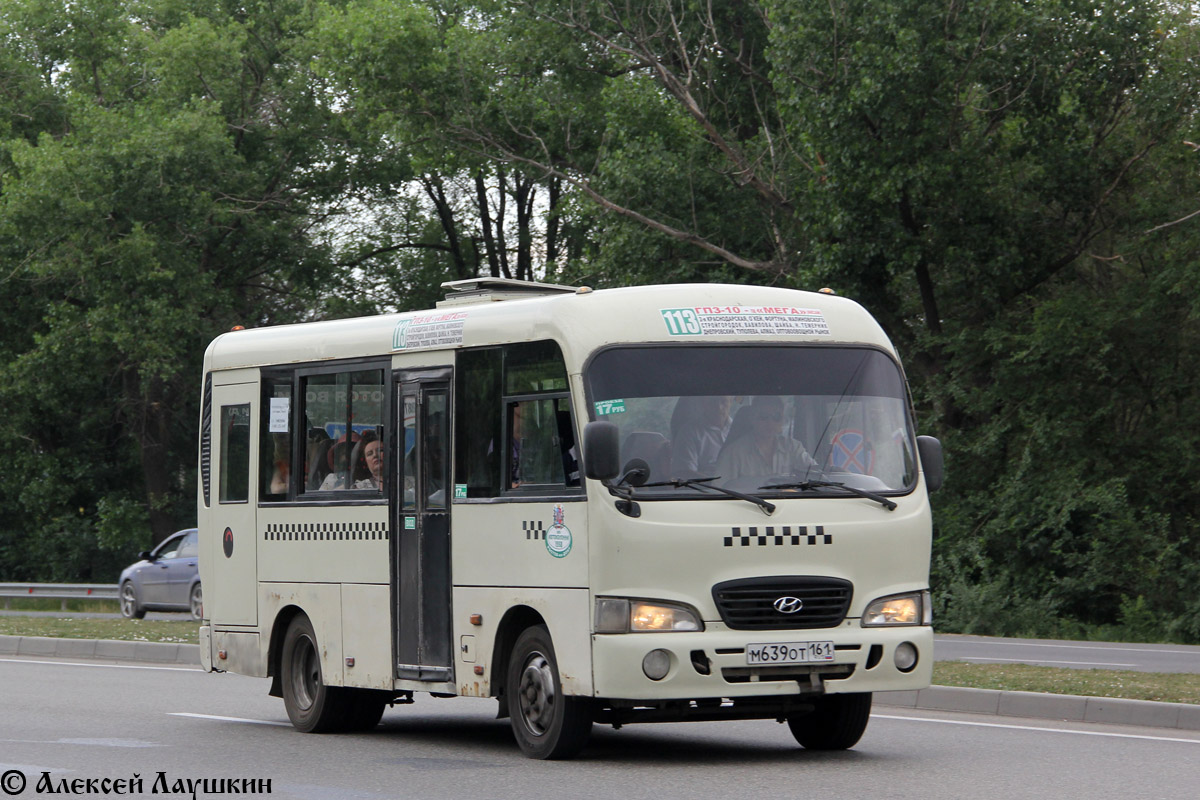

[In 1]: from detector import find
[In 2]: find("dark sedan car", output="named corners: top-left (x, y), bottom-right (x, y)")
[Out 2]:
top-left (118, 528), bottom-right (202, 620)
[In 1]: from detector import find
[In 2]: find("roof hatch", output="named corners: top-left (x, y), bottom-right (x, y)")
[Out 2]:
top-left (437, 277), bottom-right (580, 307)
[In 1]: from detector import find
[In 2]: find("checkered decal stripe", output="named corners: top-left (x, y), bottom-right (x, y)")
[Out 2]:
top-left (264, 522), bottom-right (389, 541)
top-left (523, 521), bottom-right (545, 540)
top-left (724, 525), bottom-right (831, 547)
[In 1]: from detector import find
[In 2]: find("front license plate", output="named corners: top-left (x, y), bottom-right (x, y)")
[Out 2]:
top-left (745, 641), bottom-right (836, 666)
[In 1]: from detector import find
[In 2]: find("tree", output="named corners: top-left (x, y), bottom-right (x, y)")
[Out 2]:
top-left (0, 0), bottom-right (354, 570)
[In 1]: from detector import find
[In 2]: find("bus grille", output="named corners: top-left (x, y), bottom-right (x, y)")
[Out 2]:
top-left (712, 576), bottom-right (853, 630)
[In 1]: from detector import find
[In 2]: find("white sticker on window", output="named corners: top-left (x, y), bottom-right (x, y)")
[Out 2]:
top-left (268, 397), bottom-right (290, 433)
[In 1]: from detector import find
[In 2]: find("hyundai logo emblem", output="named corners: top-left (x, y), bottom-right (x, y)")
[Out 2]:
top-left (773, 596), bottom-right (804, 614)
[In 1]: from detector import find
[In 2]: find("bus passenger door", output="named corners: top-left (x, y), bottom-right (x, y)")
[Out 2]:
top-left (392, 369), bottom-right (453, 681)
top-left (207, 379), bottom-right (258, 626)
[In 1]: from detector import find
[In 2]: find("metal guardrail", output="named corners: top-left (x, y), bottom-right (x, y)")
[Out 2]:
top-left (0, 582), bottom-right (119, 610)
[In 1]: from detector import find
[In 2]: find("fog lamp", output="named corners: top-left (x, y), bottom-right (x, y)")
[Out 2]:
top-left (642, 649), bottom-right (672, 680)
top-left (894, 641), bottom-right (918, 672)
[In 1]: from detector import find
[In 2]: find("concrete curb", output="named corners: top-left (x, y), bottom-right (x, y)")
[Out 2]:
top-left (876, 685), bottom-right (1200, 732)
top-left (3, 635), bottom-right (1196, 732)
top-left (0, 634), bottom-right (199, 666)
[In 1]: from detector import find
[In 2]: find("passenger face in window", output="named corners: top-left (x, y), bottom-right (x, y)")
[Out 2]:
top-left (363, 439), bottom-right (383, 487)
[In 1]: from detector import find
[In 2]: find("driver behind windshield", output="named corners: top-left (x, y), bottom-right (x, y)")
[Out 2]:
top-left (669, 395), bottom-right (732, 478)
top-left (715, 396), bottom-right (817, 484)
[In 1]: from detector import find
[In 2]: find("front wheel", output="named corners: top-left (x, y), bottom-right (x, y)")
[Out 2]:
top-left (280, 615), bottom-right (349, 732)
top-left (120, 582), bottom-right (145, 620)
top-left (786, 692), bottom-right (872, 750)
top-left (189, 583), bottom-right (203, 621)
top-left (506, 625), bottom-right (592, 759)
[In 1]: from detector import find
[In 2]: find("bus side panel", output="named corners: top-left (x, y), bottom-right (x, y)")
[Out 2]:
top-left (211, 630), bottom-right (264, 676)
top-left (450, 501), bottom-right (588, 589)
top-left (257, 507), bottom-right (389, 585)
top-left (452, 587), bottom-right (592, 698)
top-left (260, 582), bottom-right (344, 686)
top-left (340, 583), bottom-right (393, 690)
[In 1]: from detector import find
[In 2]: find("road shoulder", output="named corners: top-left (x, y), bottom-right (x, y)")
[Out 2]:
top-left (0, 633), bottom-right (199, 666)
top-left (877, 685), bottom-right (1200, 731)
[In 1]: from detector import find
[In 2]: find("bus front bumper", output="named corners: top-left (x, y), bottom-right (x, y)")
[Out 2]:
top-left (590, 624), bottom-right (933, 702)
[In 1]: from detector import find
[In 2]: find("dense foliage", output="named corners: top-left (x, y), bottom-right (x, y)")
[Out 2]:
top-left (1, 0), bottom-right (1197, 641)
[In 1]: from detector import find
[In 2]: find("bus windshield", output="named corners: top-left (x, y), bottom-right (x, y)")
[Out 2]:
top-left (585, 345), bottom-right (917, 497)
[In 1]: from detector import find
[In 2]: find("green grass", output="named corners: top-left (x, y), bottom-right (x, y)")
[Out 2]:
top-left (933, 661), bottom-right (1200, 705)
top-left (1, 598), bottom-right (122, 613)
top-left (0, 616), bottom-right (197, 643)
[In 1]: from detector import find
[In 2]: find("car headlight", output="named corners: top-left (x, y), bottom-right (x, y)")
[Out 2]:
top-left (594, 597), bottom-right (704, 633)
top-left (861, 590), bottom-right (931, 627)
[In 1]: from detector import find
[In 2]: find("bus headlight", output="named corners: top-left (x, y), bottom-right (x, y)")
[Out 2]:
top-left (861, 591), bottom-right (929, 627)
top-left (595, 598), bottom-right (704, 633)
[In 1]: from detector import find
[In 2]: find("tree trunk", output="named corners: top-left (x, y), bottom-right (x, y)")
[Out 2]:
top-left (475, 171), bottom-right (502, 277)
top-left (131, 374), bottom-right (177, 546)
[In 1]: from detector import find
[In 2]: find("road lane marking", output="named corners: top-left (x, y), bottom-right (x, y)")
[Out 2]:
top-left (873, 714), bottom-right (1200, 744)
top-left (169, 712), bottom-right (291, 727)
top-left (0, 763), bottom-right (74, 775)
top-left (0, 738), bottom-right (160, 748)
top-left (0, 657), bottom-right (198, 672)
top-left (959, 657), bottom-right (1137, 668)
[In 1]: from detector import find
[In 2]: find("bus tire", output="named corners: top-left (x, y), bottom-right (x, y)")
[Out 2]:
top-left (506, 625), bottom-right (592, 759)
top-left (786, 692), bottom-right (872, 750)
top-left (281, 614), bottom-right (348, 733)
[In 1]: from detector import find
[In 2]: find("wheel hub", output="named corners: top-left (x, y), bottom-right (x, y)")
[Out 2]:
top-left (290, 635), bottom-right (319, 710)
top-left (517, 652), bottom-right (556, 736)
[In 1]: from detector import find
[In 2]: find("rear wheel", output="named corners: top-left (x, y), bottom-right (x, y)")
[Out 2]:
top-left (506, 625), bottom-right (592, 759)
top-left (120, 582), bottom-right (145, 620)
top-left (189, 583), bottom-right (203, 621)
top-left (280, 615), bottom-right (349, 732)
top-left (786, 692), bottom-right (872, 750)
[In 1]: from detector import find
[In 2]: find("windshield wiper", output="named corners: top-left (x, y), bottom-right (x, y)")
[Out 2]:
top-left (760, 479), bottom-right (897, 511)
top-left (642, 477), bottom-right (776, 515)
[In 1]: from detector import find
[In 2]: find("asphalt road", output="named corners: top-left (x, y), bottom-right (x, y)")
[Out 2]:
top-left (934, 634), bottom-right (1200, 673)
top-left (1, 654), bottom-right (1198, 800)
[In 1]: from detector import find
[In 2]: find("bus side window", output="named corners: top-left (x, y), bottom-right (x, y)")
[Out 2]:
top-left (507, 396), bottom-right (575, 490)
top-left (455, 340), bottom-right (579, 498)
top-left (259, 374), bottom-right (292, 502)
top-left (299, 368), bottom-right (385, 494)
top-left (455, 348), bottom-right (502, 498)
top-left (219, 404), bottom-right (250, 504)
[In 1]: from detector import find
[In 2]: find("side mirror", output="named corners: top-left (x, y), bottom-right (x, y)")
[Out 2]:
top-left (139, 550), bottom-right (154, 561)
top-left (583, 421), bottom-right (620, 481)
top-left (916, 436), bottom-right (944, 492)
